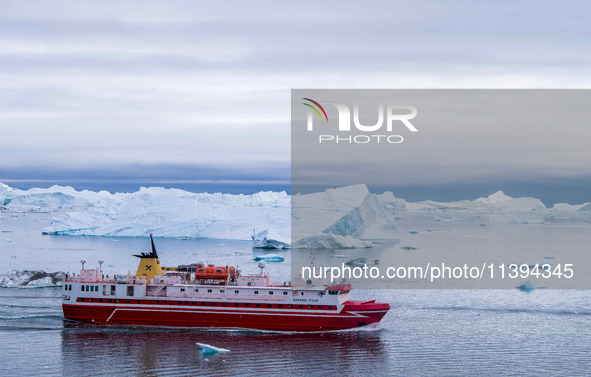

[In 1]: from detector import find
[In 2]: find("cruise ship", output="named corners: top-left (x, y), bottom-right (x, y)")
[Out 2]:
top-left (61, 235), bottom-right (390, 331)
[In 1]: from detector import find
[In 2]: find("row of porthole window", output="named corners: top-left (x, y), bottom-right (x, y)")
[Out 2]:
top-left (180, 288), bottom-right (290, 295)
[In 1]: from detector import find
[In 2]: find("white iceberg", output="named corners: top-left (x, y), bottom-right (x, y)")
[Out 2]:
top-left (292, 184), bottom-right (399, 248)
top-left (324, 193), bottom-right (399, 240)
top-left (1, 184), bottom-right (113, 210)
top-left (196, 343), bottom-right (230, 356)
top-left (0, 182), bottom-right (10, 206)
top-left (475, 190), bottom-right (513, 204)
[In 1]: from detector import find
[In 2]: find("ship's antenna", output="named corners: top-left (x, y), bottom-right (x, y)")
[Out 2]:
top-left (80, 260), bottom-right (86, 270)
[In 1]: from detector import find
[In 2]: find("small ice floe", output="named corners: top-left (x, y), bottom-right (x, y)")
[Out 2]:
top-left (345, 257), bottom-right (379, 267)
top-left (5, 238), bottom-right (12, 242)
top-left (516, 281), bottom-right (544, 293)
top-left (235, 251), bottom-right (243, 255)
top-left (409, 231), bottom-right (419, 234)
top-left (253, 253), bottom-right (284, 262)
top-left (196, 343), bottom-right (230, 356)
top-left (400, 246), bottom-right (418, 250)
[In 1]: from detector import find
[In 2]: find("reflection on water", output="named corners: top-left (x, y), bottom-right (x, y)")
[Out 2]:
top-left (60, 322), bottom-right (388, 377)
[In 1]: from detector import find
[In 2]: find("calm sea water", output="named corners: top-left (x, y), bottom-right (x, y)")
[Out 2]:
top-left (1, 212), bottom-right (590, 376)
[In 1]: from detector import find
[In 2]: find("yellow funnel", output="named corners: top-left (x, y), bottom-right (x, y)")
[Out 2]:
top-left (134, 234), bottom-right (164, 281)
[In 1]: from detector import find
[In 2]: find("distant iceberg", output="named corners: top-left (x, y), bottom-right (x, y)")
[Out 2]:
top-left (474, 190), bottom-right (513, 204)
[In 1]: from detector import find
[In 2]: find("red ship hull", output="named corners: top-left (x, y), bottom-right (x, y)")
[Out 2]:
top-left (62, 300), bottom-right (389, 331)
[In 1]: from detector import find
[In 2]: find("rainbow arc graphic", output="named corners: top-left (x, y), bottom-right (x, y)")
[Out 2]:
top-left (302, 98), bottom-right (328, 122)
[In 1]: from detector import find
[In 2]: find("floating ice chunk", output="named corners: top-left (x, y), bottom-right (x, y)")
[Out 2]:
top-left (0, 270), bottom-right (65, 287)
top-left (196, 343), bottom-right (230, 356)
top-left (345, 257), bottom-right (379, 267)
top-left (516, 281), bottom-right (545, 292)
top-left (253, 253), bottom-right (284, 262)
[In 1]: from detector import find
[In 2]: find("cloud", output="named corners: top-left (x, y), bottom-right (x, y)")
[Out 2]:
top-left (0, 0), bottom-right (590, 187)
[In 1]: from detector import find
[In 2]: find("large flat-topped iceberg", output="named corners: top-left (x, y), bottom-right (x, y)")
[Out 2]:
top-left (10, 185), bottom-right (293, 242)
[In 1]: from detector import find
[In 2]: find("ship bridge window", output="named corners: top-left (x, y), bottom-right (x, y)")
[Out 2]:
top-left (207, 289), bottom-right (212, 293)
top-left (180, 288), bottom-right (185, 292)
top-left (110, 285), bottom-right (116, 295)
top-left (268, 291), bottom-right (274, 295)
top-left (194, 288), bottom-right (199, 292)
top-left (216, 269), bottom-right (223, 273)
top-left (90, 286), bottom-right (94, 292)
top-left (127, 286), bottom-right (134, 297)
top-left (328, 290), bottom-right (339, 295)
top-left (254, 291), bottom-right (259, 295)
top-left (283, 291), bottom-right (288, 295)
top-left (220, 289), bottom-right (224, 293)
top-left (81, 286), bottom-right (85, 292)
top-left (234, 290), bottom-right (239, 294)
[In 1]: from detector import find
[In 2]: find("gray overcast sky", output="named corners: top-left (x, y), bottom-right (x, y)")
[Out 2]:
top-left (1, 0), bottom-right (590, 195)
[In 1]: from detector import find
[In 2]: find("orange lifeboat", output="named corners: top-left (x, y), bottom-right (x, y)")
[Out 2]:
top-left (194, 265), bottom-right (237, 281)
